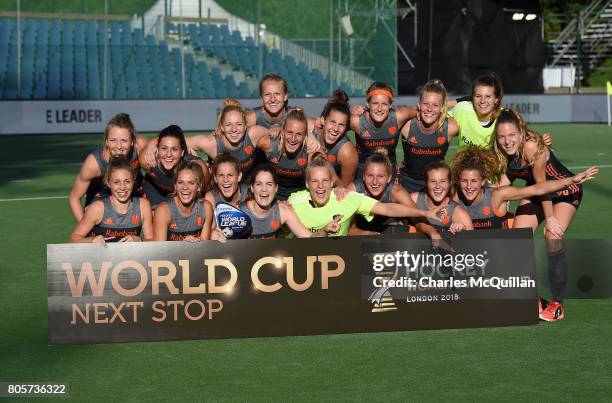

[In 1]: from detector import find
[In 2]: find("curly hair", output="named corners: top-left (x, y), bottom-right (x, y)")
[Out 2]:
top-left (450, 144), bottom-right (499, 186)
top-left (490, 108), bottom-right (548, 176)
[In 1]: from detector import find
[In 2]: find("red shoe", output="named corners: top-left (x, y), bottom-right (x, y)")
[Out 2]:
top-left (538, 298), bottom-right (543, 314)
top-left (539, 300), bottom-right (564, 322)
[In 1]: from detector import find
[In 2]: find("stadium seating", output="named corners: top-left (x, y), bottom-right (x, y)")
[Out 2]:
top-left (0, 17), bottom-right (360, 99)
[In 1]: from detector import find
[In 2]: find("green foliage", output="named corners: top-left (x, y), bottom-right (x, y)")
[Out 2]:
top-left (217, 0), bottom-right (330, 39)
top-left (0, 0), bottom-right (157, 15)
top-left (586, 57), bottom-right (612, 87)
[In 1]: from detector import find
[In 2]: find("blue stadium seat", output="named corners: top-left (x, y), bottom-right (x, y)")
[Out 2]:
top-left (146, 37), bottom-right (165, 98)
top-left (245, 36), bottom-right (256, 48)
top-left (86, 21), bottom-right (96, 45)
top-left (225, 75), bottom-right (238, 97)
top-left (110, 22), bottom-right (121, 46)
top-left (199, 24), bottom-right (212, 51)
top-left (166, 22), bottom-right (176, 35)
top-left (198, 62), bottom-right (214, 97)
top-left (188, 24), bottom-right (200, 49)
top-left (126, 60), bottom-right (139, 98)
top-left (220, 25), bottom-right (234, 46)
top-left (133, 28), bottom-right (145, 46)
top-left (237, 81), bottom-right (250, 98)
top-left (160, 41), bottom-right (178, 98)
top-left (210, 67), bottom-right (226, 98)
top-left (231, 30), bottom-right (243, 45)
top-left (0, 16), bottom-right (362, 100)
top-left (121, 22), bottom-right (132, 46)
top-left (0, 20), bottom-right (12, 85)
top-left (188, 59), bottom-right (202, 98)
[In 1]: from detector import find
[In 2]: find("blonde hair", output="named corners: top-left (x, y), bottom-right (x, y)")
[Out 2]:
top-left (418, 78), bottom-right (448, 131)
top-left (216, 98), bottom-right (247, 141)
top-left (490, 108), bottom-right (548, 176)
top-left (305, 154), bottom-right (334, 181)
top-left (174, 160), bottom-right (205, 190)
top-left (104, 113), bottom-right (136, 144)
top-left (280, 108), bottom-right (308, 155)
top-left (364, 148), bottom-right (392, 176)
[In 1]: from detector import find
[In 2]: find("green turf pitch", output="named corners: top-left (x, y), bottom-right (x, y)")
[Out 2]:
top-left (0, 124), bottom-right (611, 400)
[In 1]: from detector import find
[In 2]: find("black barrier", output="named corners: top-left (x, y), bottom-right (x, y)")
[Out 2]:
top-left (47, 229), bottom-right (538, 345)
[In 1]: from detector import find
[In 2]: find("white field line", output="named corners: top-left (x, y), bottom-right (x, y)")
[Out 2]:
top-left (0, 195), bottom-right (68, 202)
top-left (0, 162), bottom-right (82, 168)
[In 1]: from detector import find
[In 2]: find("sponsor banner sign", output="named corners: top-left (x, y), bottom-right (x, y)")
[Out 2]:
top-left (2, 95), bottom-right (607, 135)
top-left (47, 229), bottom-right (537, 345)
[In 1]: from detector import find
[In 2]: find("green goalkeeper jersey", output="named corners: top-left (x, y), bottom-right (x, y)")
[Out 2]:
top-left (449, 101), bottom-right (497, 149)
top-left (288, 189), bottom-right (378, 236)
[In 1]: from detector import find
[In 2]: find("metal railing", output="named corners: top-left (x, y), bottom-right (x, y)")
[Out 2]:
top-left (550, 0), bottom-right (612, 66)
top-left (272, 35), bottom-right (371, 92)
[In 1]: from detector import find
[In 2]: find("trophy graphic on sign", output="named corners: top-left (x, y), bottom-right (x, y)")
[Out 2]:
top-left (369, 264), bottom-right (399, 313)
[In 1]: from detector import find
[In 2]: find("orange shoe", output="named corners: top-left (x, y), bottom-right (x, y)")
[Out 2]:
top-left (538, 298), bottom-right (543, 315)
top-left (539, 300), bottom-right (564, 322)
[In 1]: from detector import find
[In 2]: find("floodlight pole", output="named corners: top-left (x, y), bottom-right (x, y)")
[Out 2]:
top-left (180, 0), bottom-right (185, 98)
top-left (607, 82), bottom-right (611, 126)
top-left (576, 11), bottom-right (582, 93)
top-left (329, 0), bottom-right (333, 94)
top-left (104, 0), bottom-right (108, 99)
top-left (17, 0), bottom-right (21, 98)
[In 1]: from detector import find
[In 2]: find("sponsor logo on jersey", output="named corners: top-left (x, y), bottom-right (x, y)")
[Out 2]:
top-left (362, 130), bottom-right (372, 138)
top-left (326, 154), bottom-right (337, 163)
top-left (409, 136), bottom-right (418, 144)
top-left (196, 215), bottom-right (203, 226)
top-left (482, 206), bottom-right (491, 217)
top-left (170, 222), bottom-right (177, 229)
top-left (271, 220), bottom-right (280, 230)
top-left (437, 136), bottom-right (446, 145)
top-left (297, 158), bottom-right (307, 167)
top-left (244, 145), bottom-right (254, 155)
top-left (388, 126), bottom-right (397, 135)
top-left (131, 215), bottom-right (139, 225)
top-left (103, 217), bottom-right (113, 225)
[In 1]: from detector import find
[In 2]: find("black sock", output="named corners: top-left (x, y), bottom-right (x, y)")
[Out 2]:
top-left (548, 251), bottom-right (568, 303)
